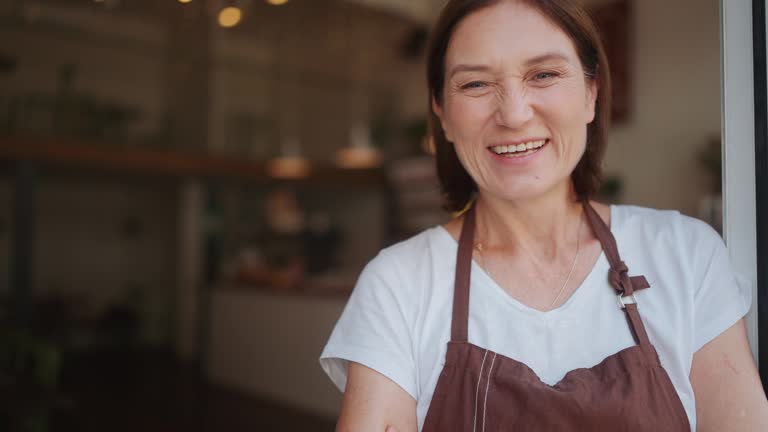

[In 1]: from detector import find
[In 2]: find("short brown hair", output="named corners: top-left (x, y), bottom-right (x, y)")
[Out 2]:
top-left (427, 0), bottom-right (612, 212)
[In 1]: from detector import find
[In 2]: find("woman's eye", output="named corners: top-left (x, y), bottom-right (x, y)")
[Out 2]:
top-left (460, 81), bottom-right (487, 90)
top-left (533, 71), bottom-right (559, 81)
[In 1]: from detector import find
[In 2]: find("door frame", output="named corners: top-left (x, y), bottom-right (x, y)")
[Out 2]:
top-left (754, 0), bottom-right (768, 388)
top-left (721, 0), bottom-right (767, 388)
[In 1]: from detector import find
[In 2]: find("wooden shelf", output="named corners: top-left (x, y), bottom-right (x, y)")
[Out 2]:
top-left (0, 137), bottom-right (387, 187)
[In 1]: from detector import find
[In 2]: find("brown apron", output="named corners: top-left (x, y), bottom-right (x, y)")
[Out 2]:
top-left (422, 201), bottom-right (691, 431)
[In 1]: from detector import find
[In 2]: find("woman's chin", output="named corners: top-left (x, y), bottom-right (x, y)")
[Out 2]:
top-left (486, 186), bottom-right (550, 203)
top-left (481, 178), bottom-right (568, 203)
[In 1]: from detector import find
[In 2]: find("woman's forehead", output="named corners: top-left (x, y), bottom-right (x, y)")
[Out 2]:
top-left (445, 1), bottom-right (580, 72)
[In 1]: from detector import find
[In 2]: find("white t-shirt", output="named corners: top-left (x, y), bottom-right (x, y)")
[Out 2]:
top-left (319, 205), bottom-right (751, 431)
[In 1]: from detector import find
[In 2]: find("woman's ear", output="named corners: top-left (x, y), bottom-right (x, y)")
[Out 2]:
top-left (585, 79), bottom-right (598, 124)
top-left (432, 96), bottom-right (453, 142)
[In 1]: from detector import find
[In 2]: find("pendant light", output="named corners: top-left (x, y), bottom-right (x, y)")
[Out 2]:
top-left (267, 15), bottom-right (311, 179)
top-left (267, 135), bottom-right (311, 179)
top-left (334, 9), bottom-right (382, 170)
top-left (336, 121), bottom-right (382, 169)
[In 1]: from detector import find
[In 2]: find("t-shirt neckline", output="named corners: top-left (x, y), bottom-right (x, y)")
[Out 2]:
top-left (434, 204), bottom-right (617, 317)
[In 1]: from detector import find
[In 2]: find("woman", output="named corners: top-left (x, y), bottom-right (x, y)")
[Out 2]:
top-left (320, 0), bottom-right (768, 430)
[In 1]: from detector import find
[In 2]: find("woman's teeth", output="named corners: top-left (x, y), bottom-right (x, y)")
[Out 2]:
top-left (490, 139), bottom-right (546, 157)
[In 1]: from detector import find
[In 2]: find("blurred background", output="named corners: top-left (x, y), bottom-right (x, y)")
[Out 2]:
top-left (0, 0), bottom-right (722, 430)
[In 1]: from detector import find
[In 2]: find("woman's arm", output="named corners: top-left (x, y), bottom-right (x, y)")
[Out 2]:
top-left (690, 318), bottom-right (768, 431)
top-left (336, 362), bottom-right (418, 432)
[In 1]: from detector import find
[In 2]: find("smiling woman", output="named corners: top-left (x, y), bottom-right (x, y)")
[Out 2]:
top-left (433, 2), bottom-right (599, 206)
top-left (320, 1), bottom-right (768, 431)
top-left (430, 0), bottom-right (610, 214)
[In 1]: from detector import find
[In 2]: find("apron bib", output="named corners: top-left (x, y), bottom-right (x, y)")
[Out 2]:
top-left (422, 201), bottom-right (690, 431)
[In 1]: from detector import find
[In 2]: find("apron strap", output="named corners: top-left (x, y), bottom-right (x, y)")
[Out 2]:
top-left (581, 199), bottom-right (653, 349)
top-left (451, 203), bottom-right (476, 342)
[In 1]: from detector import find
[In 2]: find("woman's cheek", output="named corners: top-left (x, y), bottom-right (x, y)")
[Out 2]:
top-left (537, 84), bottom-right (588, 122)
top-left (449, 100), bottom-right (492, 144)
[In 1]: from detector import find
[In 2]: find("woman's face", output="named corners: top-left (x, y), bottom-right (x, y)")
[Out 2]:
top-left (434, 0), bottom-right (598, 203)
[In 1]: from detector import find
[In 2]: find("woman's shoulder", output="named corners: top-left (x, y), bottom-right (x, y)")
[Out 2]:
top-left (611, 204), bottom-right (720, 245)
top-left (362, 225), bottom-right (456, 281)
top-left (610, 204), bottom-right (727, 283)
top-left (348, 226), bottom-right (456, 321)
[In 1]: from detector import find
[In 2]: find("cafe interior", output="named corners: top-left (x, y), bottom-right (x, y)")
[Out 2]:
top-left (0, 0), bottom-right (724, 430)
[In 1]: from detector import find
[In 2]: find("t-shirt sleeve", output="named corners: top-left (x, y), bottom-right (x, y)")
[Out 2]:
top-left (319, 251), bottom-right (418, 399)
top-left (691, 221), bottom-right (752, 353)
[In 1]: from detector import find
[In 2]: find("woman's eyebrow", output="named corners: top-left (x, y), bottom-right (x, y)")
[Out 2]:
top-left (524, 52), bottom-right (571, 67)
top-left (447, 64), bottom-right (491, 80)
top-left (447, 52), bottom-right (571, 79)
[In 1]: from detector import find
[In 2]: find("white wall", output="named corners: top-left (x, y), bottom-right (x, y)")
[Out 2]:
top-left (597, 0), bottom-right (721, 216)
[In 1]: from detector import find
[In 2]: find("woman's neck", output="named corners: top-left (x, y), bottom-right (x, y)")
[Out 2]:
top-left (474, 184), bottom-right (583, 260)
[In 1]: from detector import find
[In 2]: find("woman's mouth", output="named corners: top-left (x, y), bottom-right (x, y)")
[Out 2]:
top-left (488, 139), bottom-right (548, 158)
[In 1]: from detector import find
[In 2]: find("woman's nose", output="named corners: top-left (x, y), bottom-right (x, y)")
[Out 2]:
top-left (493, 85), bottom-right (534, 129)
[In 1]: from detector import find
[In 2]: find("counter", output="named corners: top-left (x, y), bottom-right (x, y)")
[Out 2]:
top-left (209, 287), bottom-right (347, 418)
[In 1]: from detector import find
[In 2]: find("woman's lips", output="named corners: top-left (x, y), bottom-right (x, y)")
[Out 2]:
top-left (487, 139), bottom-right (549, 162)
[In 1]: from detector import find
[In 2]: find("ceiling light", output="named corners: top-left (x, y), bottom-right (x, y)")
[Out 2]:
top-left (218, 6), bottom-right (242, 28)
top-left (178, 0), bottom-right (192, 3)
top-left (267, 0), bottom-right (289, 5)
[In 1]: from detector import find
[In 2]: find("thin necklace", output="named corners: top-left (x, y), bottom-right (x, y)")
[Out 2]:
top-left (474, 210), bottom-right (584, 311)
top-left (546, 213), bottom-right (583, 310)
